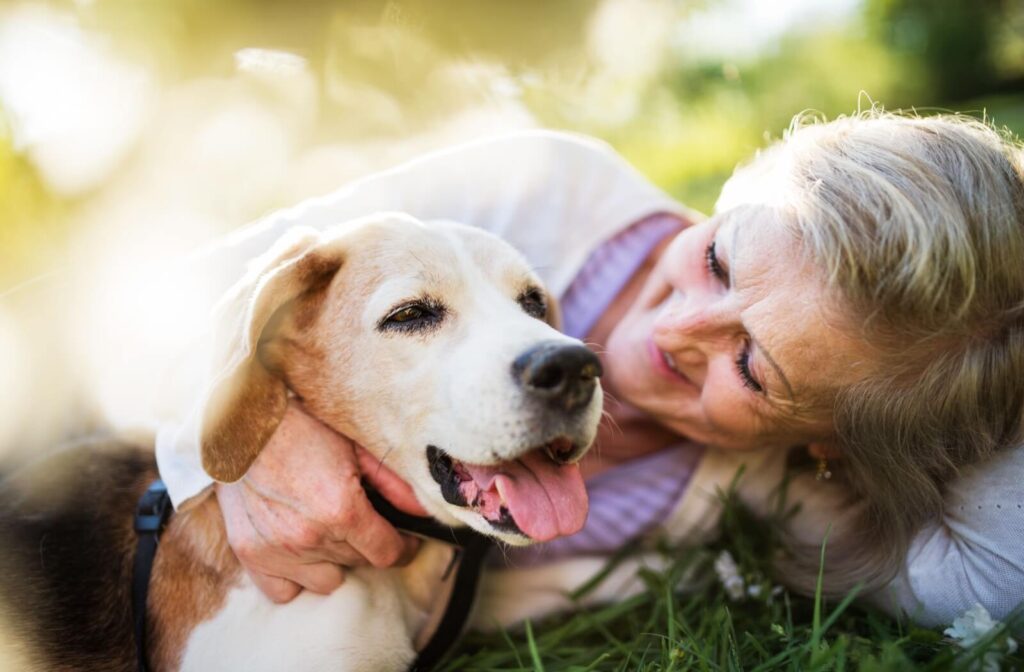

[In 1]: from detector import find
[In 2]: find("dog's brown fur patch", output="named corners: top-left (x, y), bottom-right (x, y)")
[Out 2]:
top-left (148, 494), bottom-right (239, 671)
top-left (0, 442), bottom-right (157, 671)
top-left (0, 442), bottom-right (240, 672)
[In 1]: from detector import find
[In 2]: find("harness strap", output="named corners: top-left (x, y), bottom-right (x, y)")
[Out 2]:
top-left (132, 480), bottom-right (492, 672)
top-left (363, 487), bottom-right (493, 671)
top-left (132, 480), bottom-right (172, 672)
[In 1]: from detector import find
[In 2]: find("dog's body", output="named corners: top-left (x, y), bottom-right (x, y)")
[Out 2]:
top-left (0, 442), bottom-right (153, 671)
top-left (0, 442), bottom-right (458, 671)
top-left (0, 214), bottom-right (604, 671)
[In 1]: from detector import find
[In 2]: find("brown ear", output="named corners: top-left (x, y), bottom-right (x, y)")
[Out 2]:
top-left (199, 227), bottom-right (342, 482)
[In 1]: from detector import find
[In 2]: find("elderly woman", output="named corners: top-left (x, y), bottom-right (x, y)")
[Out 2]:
top-left (157, 111), bottom-right (1024, 628)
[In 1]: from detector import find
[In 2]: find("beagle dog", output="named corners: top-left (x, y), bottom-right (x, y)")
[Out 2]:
top-left (0, 213), bottom-right (603, 671)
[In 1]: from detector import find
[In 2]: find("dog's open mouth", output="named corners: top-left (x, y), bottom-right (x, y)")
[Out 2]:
top-left (426, 440), bottom-right (588, 542)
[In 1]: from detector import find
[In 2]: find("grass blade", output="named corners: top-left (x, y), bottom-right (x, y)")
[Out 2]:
top-left (524, 620), bottom-right (546, 672)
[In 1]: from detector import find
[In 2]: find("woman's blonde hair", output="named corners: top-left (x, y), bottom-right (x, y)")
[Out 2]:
top-left (718, 110), bottom-right (1024, 594)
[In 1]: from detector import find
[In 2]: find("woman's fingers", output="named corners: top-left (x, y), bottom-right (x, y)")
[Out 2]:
top-left (356, 444), bottom-right (429, 517)
top-left (216, 401), bottom-right (428, 604)
top-left (283, 561), bottom-right (346, 595)
top-left (247, 571), bottom-right (303, 605)
top-left (339, 489), bottom-right (422, 568)
top-left (223, 482), bottom-right (352, 597)
top-left (245, 562), bottom-right (344, 602)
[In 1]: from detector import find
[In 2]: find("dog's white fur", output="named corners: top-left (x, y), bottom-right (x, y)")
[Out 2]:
top-left (170, 213), bottom-right (602, 671)
top-left (182, 543), bottom-right (455, 671)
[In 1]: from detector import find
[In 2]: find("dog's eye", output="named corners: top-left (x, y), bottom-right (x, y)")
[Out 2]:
top-left (390, 307), bottom-right (425, 323)
top-left (517, 287), bottom-right (547, 320)
top-left (379, 301), bottom-right (445, 333)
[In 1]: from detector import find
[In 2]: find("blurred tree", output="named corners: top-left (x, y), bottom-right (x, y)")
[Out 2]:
top-left (866, 0), bottom-right (1022, 102)
top-left (4, 0), bottom-right (1023, 287)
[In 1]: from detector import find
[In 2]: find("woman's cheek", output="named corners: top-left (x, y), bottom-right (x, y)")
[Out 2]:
top-left (659, 231), bottom-right (705, 287)
top-left (640, 275), bottom-right (673, 312)
top-left (700, 373), bottom-right (759, 447)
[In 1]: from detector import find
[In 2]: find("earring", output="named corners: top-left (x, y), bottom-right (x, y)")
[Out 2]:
top-left (815, 457), bottom-right (833, 481)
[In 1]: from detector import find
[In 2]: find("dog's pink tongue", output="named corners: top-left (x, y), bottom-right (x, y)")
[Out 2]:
top-left (463, 452), bottom-right (588, 542)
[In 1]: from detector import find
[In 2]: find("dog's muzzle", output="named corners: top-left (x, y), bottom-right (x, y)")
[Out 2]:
top-left (511, 341), bottom-right (602, 413)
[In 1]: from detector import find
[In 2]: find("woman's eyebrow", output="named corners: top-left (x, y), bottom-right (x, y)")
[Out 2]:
top-left (726, 223), bottom-right (796, 402)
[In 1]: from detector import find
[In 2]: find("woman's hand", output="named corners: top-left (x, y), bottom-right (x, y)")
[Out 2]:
top-left (215, 400), bottom-right (427, 603)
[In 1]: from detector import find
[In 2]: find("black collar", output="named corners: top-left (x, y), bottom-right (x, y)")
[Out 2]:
top-left (132, 480), bottom-right (172, 672)
top-left (363, 486), bottom-right (493, 671)
top-left (362, 484), bottom-right (489, 547)
top-left (132, 480), bottom-right (491, 672)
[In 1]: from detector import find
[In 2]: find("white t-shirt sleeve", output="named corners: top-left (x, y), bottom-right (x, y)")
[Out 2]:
top-left (155, 130), bottom-right (686, 508)
top-left (868, 445), bottom-right (1024, 628)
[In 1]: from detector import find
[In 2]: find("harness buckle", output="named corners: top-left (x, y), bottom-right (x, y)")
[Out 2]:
top-left (134, 480), bottom-right (171, 533)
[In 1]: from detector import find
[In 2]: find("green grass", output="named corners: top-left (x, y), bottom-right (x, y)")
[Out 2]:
top-left (442, 498), bottom-right (1022, 671)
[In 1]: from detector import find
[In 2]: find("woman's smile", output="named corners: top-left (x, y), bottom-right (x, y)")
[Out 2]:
top-left (647, 337), bottom-right (697, 389)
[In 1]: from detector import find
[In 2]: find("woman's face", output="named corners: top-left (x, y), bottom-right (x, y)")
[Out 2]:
top-left (604, 207), bottom-right (869, 451)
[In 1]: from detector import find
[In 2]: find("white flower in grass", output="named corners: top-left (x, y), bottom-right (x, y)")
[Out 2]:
top-left (714, 550), bottom-right (745, 601)
top-left (944, 604), bottom-right (1018, 672)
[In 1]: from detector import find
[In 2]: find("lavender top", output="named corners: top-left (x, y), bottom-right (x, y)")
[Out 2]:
top-left (499, 213), bottom-right (706, 567)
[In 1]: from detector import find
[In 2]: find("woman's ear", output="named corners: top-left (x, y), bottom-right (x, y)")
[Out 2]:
top-left (808, 441), bottom-right (841, 461)
top-left (199, 228), bottom-right (343, 482)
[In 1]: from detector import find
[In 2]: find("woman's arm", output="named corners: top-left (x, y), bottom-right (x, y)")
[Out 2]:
top-left (869, 445), bottom-right (1024, 628)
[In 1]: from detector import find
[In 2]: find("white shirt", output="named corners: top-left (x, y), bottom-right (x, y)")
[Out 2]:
top-left (152, 130), bottom-right (1024, 629)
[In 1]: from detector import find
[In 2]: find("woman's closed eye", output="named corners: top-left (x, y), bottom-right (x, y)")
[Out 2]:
top-left (705, 240), bottom-right (727, 283)
top-left (735, 345), bottom-right (764, 394)
top-left (706, 238), bottom-right (766, 395)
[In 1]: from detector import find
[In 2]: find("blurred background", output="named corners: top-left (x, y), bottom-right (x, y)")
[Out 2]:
top-left (0, 0), bottom-right (1022, 453)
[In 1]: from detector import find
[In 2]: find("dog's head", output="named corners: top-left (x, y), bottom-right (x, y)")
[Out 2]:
top-left (199, 213), bottom-right (602, 544)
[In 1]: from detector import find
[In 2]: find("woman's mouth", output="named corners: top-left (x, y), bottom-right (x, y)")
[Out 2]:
top-left (647, 338), bottom-right (697, 389)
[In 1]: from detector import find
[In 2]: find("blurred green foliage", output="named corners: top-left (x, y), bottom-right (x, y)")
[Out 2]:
top-left (865, 0), bottom-right (1024, 102)
top-left (1, 0), bottom-right (1023, 288)
top-left (0, 119), bottom-right (67, 290)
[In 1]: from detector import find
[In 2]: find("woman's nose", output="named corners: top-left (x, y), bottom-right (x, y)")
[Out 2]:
top-left (653, 290), bottom-right (737, 344)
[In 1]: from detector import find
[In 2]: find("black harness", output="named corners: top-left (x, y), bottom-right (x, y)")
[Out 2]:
top-left (132, 480), bottom-right (173, 672)
top-left (132, 480), bottom-right (492, 672)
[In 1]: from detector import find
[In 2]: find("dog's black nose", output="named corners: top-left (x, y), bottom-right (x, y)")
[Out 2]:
top-left (512, 341), bottom-right (602, 412)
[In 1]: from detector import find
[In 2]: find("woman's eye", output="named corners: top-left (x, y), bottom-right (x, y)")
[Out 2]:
top-left (379, 302), bottom-right (445, 333)
top-left (705, 240), bottom-right (727, 283)
top-left (517, 287), bottom-right (547, 320)
top-left (734, 345), bottom-right (764, 394)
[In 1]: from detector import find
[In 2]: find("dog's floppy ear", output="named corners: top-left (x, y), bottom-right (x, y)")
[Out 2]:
top-left (199, 227), bottom-right (342, 482)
